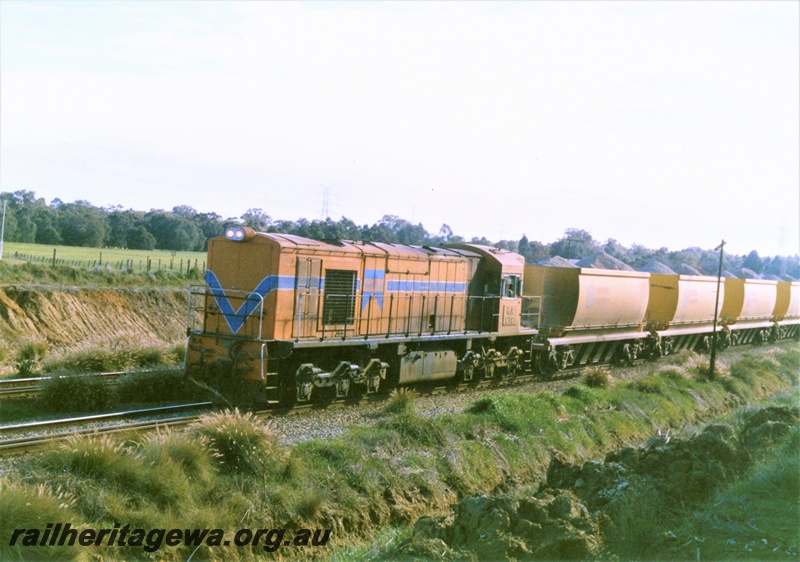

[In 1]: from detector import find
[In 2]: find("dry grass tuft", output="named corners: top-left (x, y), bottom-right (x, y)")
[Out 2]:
top-left (583, 366), bottom-right (613, 388)
top-left (191, 408), bottom-right (284, 474)
top-left (384, 387), bottom-right (416, 415)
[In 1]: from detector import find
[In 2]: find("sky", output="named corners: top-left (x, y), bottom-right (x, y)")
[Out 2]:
top-left (1, 1), bottom-right (798, 257)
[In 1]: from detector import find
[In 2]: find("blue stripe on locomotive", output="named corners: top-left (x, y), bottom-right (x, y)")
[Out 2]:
top-left (206, 267), bottom-right (468, 335)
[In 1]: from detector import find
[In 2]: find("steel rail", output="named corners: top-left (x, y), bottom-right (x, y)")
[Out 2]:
top-left (0, 402), bottom-right (213, 433)
top-left (0, 370), bottom-right (159, 400)
top-left (0, 403), bottom-right (213, 455)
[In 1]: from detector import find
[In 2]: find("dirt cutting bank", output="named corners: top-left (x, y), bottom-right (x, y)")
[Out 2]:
top-left (0, 286), bottom-right (188, 349)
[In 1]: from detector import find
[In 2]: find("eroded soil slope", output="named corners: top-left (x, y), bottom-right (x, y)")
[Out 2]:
top-left (0, 286), bottom-right (188, 348)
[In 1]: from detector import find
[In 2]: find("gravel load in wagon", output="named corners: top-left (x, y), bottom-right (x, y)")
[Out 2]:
top-left (536, 256), bottom-right (578, 268)
top-left (575, 252), bottom-right (634, 271)
top-left (677, 263), bottom-right (703, 275)
top-left (639, 261), bottom-right (676, 275)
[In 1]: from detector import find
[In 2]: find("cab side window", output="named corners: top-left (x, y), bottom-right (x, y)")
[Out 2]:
top-left (502, 275), bottom-right (521, 298)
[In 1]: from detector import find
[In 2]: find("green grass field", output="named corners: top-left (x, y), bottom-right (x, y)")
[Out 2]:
top-left (1, 242), bottom-right (206, 272)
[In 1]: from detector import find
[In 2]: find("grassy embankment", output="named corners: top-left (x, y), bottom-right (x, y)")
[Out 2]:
top-left (663, 417), bottom-right (799, 560)
top-left (1, 344), bottom-right (797, 561)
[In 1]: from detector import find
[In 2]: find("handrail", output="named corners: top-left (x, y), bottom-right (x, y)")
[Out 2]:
top-left (187, 285), bottom-right (265, 340)
top-left (190, 286), bottom-right (542, 343)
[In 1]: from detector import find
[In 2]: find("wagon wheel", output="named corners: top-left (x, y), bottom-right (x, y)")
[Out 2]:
top-left (558, 345), bottom-right (575, 370)
top-left (615, 343), bottom-right (635, 366)
top-left (716, 331), bottom-right (729, 351)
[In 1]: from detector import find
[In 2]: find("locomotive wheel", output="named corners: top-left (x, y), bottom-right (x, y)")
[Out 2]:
top-left (312, 384), bottom-right (337, 405)
top-left (537, 351), bottom-right (554, 378)
top-left (278, 370), bottom-right (298, 408)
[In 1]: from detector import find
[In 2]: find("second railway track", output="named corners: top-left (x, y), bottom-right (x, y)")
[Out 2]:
top-left (0, 402), bottom-right (213, 455)
top-left (0, 371), bottom-right (138, 400)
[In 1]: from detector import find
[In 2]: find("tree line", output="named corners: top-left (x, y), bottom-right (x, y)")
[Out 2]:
top-left (0, 190), bottom-right (797, 279)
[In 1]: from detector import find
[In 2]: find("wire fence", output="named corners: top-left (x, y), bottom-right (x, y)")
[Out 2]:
top-left (12, 251), bottom-right (205, 274)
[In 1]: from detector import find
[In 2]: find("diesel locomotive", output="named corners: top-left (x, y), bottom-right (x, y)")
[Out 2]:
top-left (184, 228), bottom-right (800, 406)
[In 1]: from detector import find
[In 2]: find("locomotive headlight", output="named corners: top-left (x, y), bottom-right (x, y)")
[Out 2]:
top-left (226, 227), bottom-right (246, 241)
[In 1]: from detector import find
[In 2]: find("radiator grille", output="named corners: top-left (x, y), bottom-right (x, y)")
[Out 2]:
top-left (323, 269), bottom-right (357, 325)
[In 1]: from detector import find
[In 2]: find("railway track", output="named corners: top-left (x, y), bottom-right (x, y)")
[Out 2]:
top-left (0, 370), bottom-right (149, 400)
top-left (0, 402), bottom-right (212, 454)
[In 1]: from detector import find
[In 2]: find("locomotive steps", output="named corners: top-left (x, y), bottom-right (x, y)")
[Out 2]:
top-left (1, 342), bottom-right (797, 561)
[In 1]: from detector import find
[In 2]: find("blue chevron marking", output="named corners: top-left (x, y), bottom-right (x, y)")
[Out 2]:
top-left (205, 270), bottom-right (293, 334)
top-left (361, 268), bottom-right (385, 311)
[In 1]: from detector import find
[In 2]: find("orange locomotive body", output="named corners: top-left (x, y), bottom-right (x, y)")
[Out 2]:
top-left (185, 228), bottom-right (539, 405)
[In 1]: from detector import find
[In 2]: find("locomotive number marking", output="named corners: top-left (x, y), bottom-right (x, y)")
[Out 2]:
top-left (502, 304), bottom-right (517, 326)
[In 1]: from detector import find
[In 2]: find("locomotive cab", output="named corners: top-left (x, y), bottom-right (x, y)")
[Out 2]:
top-left (447, 244), bottom-right (526, 334)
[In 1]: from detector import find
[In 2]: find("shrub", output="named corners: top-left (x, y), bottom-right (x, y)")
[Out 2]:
top-left (378, 413), bottom-right (448, 447)
top-left (42, 336), bottom-right (182, 374)
top-left (44, 435), bottom-right (191, 510)
top-left (631, 377), bottom-right (667, 394)
top-left (113, 368), bottom-right (189, 405)
top-left (15, 339), bottom-right (48, 376)
top-left (0, 479), bottom-right (81, 561)
top-left (191, 409), bottom-right (283, 475)
top-left (583, 366), bottom-right (613, 388)
top-left (383, 388), bottom-right (416, 415)
top-left (140, 430), bottom-right (215, 485)
top-left (656, 364), bottom-right (692, 381)
top-left (563, 384), bottom-right (602, 404)
top-left (43, 434), bottom-right (133, 481)
top-left (37, 371), bottom-right (113, 413)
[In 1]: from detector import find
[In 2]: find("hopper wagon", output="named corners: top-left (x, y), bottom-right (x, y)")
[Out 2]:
top-left (521, 266), bottom-right (651, 372)
top-left (772, 281), bottom-right (800, 340)
top-left (644, 274), bottom-right (725, 355)
top-left (720, 278), bottom-right (779, 345)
